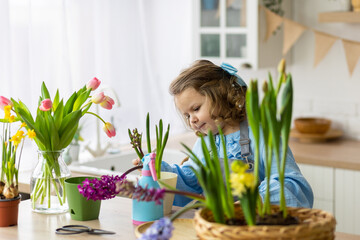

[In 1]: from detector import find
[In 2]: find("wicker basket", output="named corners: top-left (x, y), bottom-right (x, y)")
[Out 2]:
top-left (193, 205), bottom-right (336, 240)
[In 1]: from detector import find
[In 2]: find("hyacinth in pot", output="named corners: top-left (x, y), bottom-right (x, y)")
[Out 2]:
top-left (128, 113), bottom-right (178, 216)
top-left (3, 77), bottom-right (116, 214)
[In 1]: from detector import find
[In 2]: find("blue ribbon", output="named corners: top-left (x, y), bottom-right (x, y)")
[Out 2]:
top-left (220, 62), bottom-right (247, 87)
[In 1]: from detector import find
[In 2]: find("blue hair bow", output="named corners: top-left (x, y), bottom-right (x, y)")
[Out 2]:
top-left (220, 63), bottom-right (247, 87)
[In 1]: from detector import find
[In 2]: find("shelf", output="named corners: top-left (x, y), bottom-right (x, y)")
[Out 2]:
top-left (318, 11), bottom-right (360, 23)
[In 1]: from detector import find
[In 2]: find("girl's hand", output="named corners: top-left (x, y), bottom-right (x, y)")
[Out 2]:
top-left (132, 158), bottom-right (141, 166)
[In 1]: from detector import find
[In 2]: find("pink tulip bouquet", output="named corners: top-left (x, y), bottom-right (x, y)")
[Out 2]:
top-left (2, 77), bottom-right (116, 210)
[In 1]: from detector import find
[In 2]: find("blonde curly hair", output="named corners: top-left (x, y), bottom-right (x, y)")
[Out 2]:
top-left (169, 60), bottom-right (247, 129)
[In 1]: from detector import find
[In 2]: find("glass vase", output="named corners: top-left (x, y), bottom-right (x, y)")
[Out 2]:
top-left (30, 149), bottom-right (71, 214)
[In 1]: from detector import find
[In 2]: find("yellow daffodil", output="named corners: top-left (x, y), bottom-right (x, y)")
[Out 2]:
top-left (27, 129), bottom-right (36, 139)
top-left (9, 115), bottom-right (15, 123)
top-left (231, 160), bottom-right (249, 174)
top-left (10, 130), bottom-right (25, 146)
top-left (4, 105), bottom-right (11, 119)
top-left (21, 122), bottom-right (27, 128)
top-left (230, 161), bottom-right (256, 197)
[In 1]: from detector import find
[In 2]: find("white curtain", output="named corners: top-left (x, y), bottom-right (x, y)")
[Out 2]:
top-left (0, 0), bottom-right (194, 151)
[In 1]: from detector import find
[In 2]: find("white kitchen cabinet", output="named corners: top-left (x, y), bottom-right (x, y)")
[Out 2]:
top-left (298, 163), bottom-right (334, 214)
top-left (335, 169), bottom-right (360, 235)
top-left (193, 0), bottom-right (292, 69)
top-left (299, 164), bottom-right (360, 235)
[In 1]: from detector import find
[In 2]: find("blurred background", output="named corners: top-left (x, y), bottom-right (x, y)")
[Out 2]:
top-left (0, 0), bottom-right (359, 152)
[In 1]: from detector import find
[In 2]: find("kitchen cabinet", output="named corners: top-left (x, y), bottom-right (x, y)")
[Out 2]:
top-left (290, 139), bottom-right (360, 235)
top-left (193, 0), bottom-right (292, 69)
top-left (298, 164), bottom-right (334, 214)
top-left (335, 169), bottom-right (360, 235)
top-left (297, 163), bottom-right (360, 235)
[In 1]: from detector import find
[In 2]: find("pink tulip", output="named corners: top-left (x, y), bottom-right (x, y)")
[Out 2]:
top-left (103, 122), bottom-right (116, 138)
top-left (86, 77), bottom-right (101, 91)
top-left (91, 92), bottom-right (106, 104)
top-left (39, 99), bottom-right (52, 111)
top-left (0, 96), bottom-right (13, 110)
top-left (100, 96), bottom-right (115, 110)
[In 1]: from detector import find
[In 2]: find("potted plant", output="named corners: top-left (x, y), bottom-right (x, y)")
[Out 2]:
top-left (0, 98), bottom-right (36, 226)
top-left (3, 77), bottom-right (117, 214)
top-left (128, 113), bottom-right (177, 215)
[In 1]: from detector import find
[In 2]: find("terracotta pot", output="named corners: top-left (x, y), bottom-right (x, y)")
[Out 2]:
top-left (0, 195), bottom-right (21, 227)
top-left (194, 205), bottom-right (336, 240)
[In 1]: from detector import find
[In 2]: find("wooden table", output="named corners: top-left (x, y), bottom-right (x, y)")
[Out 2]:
top-left (0, 196), bottom-right (359, 240)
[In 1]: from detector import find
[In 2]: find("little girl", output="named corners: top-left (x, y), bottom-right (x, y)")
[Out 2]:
top-left (142, 60), bottom-right (313, 208)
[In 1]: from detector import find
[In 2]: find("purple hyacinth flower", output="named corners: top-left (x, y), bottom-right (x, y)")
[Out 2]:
top-left (138, 217), bottom-right (174, 240)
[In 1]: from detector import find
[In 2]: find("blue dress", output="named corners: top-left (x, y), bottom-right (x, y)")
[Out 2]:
top-left (161, 128), bottom-right (314, 208)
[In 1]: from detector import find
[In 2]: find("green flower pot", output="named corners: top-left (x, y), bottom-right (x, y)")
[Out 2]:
top-left (65, 176), bottom-right (101, 221)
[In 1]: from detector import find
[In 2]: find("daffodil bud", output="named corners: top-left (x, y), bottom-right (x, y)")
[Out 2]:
top-left (278, 58), bottom-right (286, 74)
top-left (262, 81), bottom-right (268, 93)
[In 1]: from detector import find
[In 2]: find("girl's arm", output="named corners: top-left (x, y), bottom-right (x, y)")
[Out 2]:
top-left (161, 138), bottom-right (204, 207)
top-left (258, 145), bottom-right (314, 208)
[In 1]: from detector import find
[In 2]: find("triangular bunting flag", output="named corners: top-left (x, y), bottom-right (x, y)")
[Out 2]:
top-left (314, 31), bottom-right (338, 67)
top-left (283, 19), bottom-right (307, 55)
top-left (264, 8), bottom-right (283, 41)
top-left (342, 39), bottom-right (360, 76)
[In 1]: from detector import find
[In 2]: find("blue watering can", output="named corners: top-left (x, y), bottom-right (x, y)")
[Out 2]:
top-left (132, 153), bottom-right (163, 225)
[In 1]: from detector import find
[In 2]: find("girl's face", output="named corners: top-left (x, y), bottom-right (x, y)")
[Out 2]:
top-left (175, 87), bottom-right (221, 135)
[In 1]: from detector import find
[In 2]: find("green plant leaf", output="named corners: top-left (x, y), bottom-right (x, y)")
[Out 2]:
top-left (63, 92), bottom-right (78, 115)
top-left (73, 88), bottom-right (91, 111)
top-left (146, 113), bottom-right (151, 153)
top-left (58, 110), bottom-right (82, 137)
top-left (81, 102), bottom-right (92, 116)
top-left (53, 100), bottom-right (64, 130)
top-left (41, 82), bottom-right (51, 99)
top-left (11, 99), bottom-right (35, 124)
top-left (58, 123), bottom-right (79, 149)
top-left (181, 143), bottom-right (205, 169)
top-left (46, 113), bottom-right (60, 150)
top-left (35, 113), bottom-right (51, 149)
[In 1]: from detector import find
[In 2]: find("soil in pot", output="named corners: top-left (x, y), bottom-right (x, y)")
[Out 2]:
top-left (256, 211), bottom-right (299, 225)
top-left (223, 205), bottom-right (300, 226)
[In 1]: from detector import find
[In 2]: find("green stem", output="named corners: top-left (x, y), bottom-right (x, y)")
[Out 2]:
top-left (164, 189), bottom-right (205, 202)
top-left (84, 111), bottom-right (106, 124)
top-left (146, 113), bottom-right (151, 154)
top-left (170, 202), bottom-right (205, 221)
top-left (80, 101), bottom-right (92, 111)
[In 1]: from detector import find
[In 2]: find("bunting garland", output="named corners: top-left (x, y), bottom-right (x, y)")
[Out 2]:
top-left (265, 8), bottom-right (283, 41)
top-left (282, 19), bottom-right (307, 55)
top-left (314, 31), bottom-right (338, 67)
top-left (342, 39), bottom-right (360, 75)
top-left (263, 6), bottom-right (360, 76)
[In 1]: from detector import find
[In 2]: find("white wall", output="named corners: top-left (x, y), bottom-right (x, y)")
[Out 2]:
top-left (243, 0), bottom-right (360, 140)
top-left (291, 0), bottom-right (360, 139)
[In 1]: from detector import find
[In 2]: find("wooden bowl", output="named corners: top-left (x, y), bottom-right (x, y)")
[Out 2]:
top-left (294, 118), bottom-right (331, 134)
